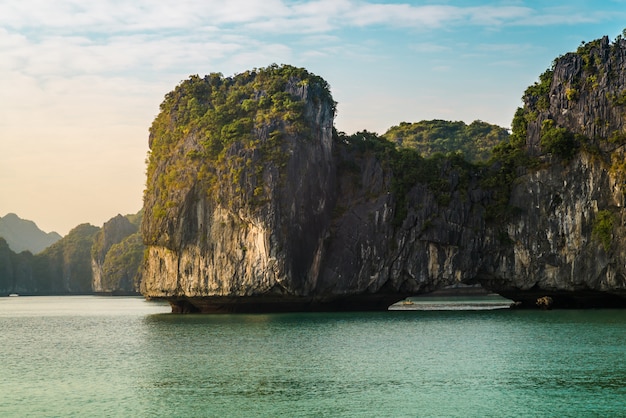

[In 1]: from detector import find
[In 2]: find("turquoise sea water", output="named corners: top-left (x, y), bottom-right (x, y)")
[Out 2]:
top-left (1, 296), bottom-right (626, 417)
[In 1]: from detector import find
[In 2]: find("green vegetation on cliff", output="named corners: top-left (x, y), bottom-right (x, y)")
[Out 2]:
top-left (144, 32), bottom-right (626, 241)
top-left (539, 119), bottom-right (582, 160)
top-left (146, 64), bottom-right (335, 221)
top-left (592, 210), bottom-right (615, 251)
top-left (92, 212), bottom-right (143, 294)
top-left (33, 223), bottom-right (100, 294)
top-left (146, 63), bottom-right (516, 233)
top-left (336, 130), bottom-right (476, 225)
top-left (383, 119), bottom-right (509, 163)
top-left (100, 233), bottom-right (143, 293)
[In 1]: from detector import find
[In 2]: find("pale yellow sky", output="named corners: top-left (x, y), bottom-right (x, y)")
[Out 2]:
top-left (1, 72), bottom-right (162, 235)
top-left (1, 0), bottom-right (624, 235)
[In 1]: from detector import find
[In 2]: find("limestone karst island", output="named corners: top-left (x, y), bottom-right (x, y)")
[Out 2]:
top-left (3, 34), bottom-right (626, 313)
top-left (140, 34), bottom-right (626, 312)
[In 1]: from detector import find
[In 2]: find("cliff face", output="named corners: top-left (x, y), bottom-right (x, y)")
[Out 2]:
top-left (142, 37), bottom-right (626, 312)
top-left (0, 237), bottom-right (35, 295)
top-left (525, 36), bottom-right (626, 154)
top-left (0, 225), bottom-right (99, 296)
top-left (91, 214), bottom-right (143, 294)
top-left (142, 66), bottom-right (340, 311)
top-left (479, 151), bottom-right (626, 306)
top-left (32, 223), bottom-right (100, 294)
top-left (321, 146), bottom-right (494, 297)
top-left (479, 35), bottom-right (626, 306)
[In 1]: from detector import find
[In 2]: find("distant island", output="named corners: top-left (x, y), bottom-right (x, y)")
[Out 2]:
top-left (0, 212), bottom-right (143, 296)
top-left (0, 213), bottom-right (62, 254)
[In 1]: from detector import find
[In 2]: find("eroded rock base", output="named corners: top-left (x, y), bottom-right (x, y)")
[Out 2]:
top-left (163, 294), bottom-right (411, 314)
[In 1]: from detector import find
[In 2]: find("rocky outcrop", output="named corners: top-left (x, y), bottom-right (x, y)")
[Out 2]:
top-left (477, 35), bottom-right (626, 307)
top-left (141, 66), bottom-right (498, 312)
top-left (142, 66), bottom-right (343, 312)
top-left (1, 212), bottom-right (146, 296)
top-left (525, 36), bottom-right (626, 154)
top-left (91, 214), bottom-right (143, 294)
top-left (32, 223), bottom-right (100, 294)
top-left (142, 37), bottom-right (626, 312)
top-left (0, 225), bottom-right (98, 295)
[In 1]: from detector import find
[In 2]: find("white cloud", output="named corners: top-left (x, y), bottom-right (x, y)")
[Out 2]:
top-left (514, 11), bottom-right (615, 26)
top-left (0, 0), bottom-right (292, 33)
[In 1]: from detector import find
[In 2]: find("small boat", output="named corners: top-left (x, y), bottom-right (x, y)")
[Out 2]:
top-left (8, 293), bottom-right (19, 297)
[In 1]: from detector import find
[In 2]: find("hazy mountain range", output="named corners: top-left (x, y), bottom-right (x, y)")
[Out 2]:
top-left (0, 213), bottom-right (62, 254)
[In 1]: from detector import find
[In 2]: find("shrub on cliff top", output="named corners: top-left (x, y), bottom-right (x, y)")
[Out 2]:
top-left (524, 67), bottom-right (554, 111)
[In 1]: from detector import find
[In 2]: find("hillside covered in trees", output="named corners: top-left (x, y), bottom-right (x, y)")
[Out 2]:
top-left (0, 212), bottom-right (144, 296)
top-left (382, 119), bottom-right (509, 163)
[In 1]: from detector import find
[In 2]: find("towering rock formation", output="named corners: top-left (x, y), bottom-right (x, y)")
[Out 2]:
top-left (142, 35), bottom-right (626, 312)
top-left (33, 223), bottom-right (100, 294)
top-left (91, 213), bottom-right (143, 294)
top-left (480, 35), bottom-right (626, 306)
top-left (142, 66), bottom-right (345, 312)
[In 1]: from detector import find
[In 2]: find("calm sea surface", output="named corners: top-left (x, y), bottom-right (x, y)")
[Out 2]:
top-left (1, 296), bottom-right (625, 417)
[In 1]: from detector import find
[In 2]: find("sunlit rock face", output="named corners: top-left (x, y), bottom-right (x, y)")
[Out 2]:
top-left (142, 37), bottom-right (626, 312)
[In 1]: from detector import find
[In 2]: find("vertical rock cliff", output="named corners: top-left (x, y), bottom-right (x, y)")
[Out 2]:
top-left (479, 35), bottom-right (626, 306)
top-left (142, 66), bottom-right (342, 311)
top-left (92, 213), bottom-right (143, 294)
top-left (0, 237), bottom-right (34, 295)
top-left (32, 223), bottom-right (100, 294)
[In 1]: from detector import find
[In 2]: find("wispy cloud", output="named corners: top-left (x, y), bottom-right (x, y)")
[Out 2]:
top-left (3, 1), bottom-right (611, 37)
top-left (514, 10), bottom-right (618, 26)
top-left (0, 0), bottom-right (287, 31)
top-left (350, 4), bottom-right (464, 28)
top-left (410, 42), bottom-right (451, 53)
